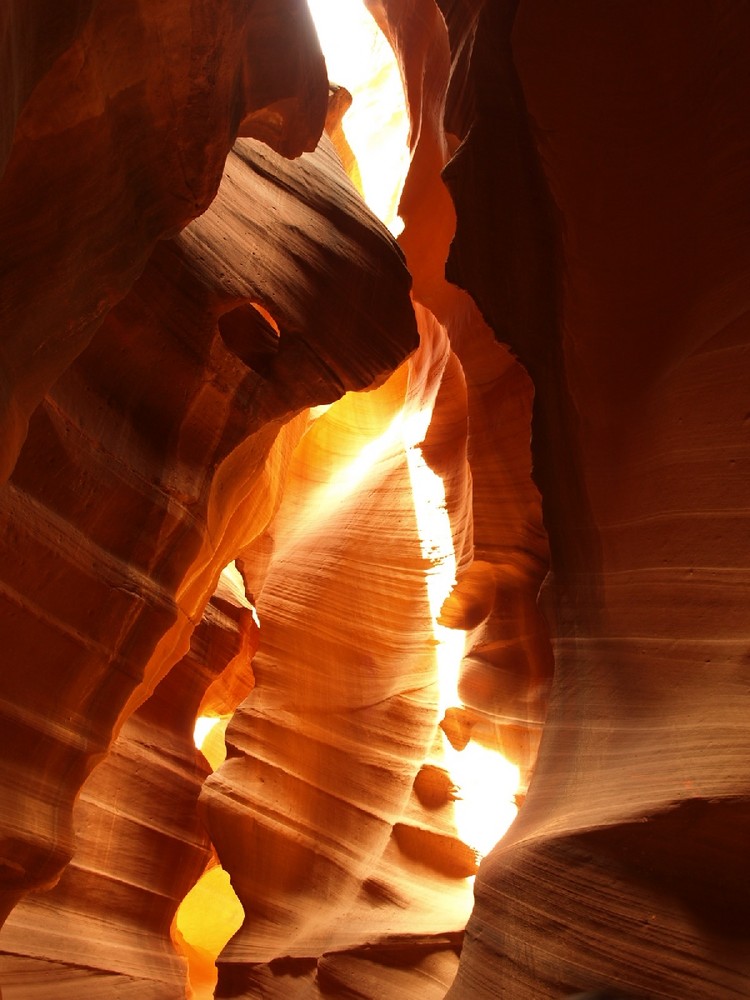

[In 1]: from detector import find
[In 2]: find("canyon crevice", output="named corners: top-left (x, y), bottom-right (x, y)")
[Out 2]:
top-left (0, 2), bottom-right (748, 999)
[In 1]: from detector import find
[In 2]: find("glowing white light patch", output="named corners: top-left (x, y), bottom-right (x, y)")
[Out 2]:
top-left (404, 446), bottom-right (465, 703)
top-left (404, 413), bottom-right (519, 861)
top-left (307, 0), bottom-right (410, 234)
top-left (329, 411), bottom-right (405, 496)
top-left (193, 715), bottom-right (222, 752)
top-left (444, 741), bottom-right (519, 859)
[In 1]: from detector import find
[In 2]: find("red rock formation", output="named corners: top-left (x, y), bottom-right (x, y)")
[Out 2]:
top-left (0, 0), bottom-right (328, 483)
top-left (377, 0), bottom-right (552, 795)
top-left (0, 17), bottom-right (418, 935)
top-left (0, 582), bottom-right (256, 999)
top-left (200, 308), bottom-right (480, 997)
top-left (1, 1), bottom-right (749, 998)
top-left (438, 2), bottom-right (750, 998)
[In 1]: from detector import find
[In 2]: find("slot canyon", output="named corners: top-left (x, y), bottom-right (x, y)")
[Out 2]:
top-left (0, 1), bottom-right (748, 998)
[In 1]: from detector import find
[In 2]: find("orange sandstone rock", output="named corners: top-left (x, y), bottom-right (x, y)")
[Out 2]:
top-left (202, 313), bottom-right (476, 993)
top-left (0, 589), bottom-right (255, 998)
top-left (0, 0), bottom-right (328, 484)
top-left (441, 2), bottom-right (750, 997)
top-left (0, 1), bottom-right (748, 998)
top-left (0, 119), bottom-right (417, 930)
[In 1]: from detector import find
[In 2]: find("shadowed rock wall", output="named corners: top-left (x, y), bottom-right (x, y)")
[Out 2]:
top-left (438, 2), bottom-right (750, 998)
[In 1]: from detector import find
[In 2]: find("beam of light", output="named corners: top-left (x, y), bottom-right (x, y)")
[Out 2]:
top-left (307, 0), bottom-right (410, 235)
top-left (402, 408), bottom-right (519, 863)
top-left (321, 409), bottom-right (405, 496)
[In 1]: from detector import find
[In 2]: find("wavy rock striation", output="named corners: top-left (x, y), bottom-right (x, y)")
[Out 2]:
top-left (0, 581), bottom-right (256, 999)
top-left (440, 2), bottom-right (750, 998)
top-left (0, 51), bottom-right (417, 946)
top-left (377, 0), bottom-right (552, 797)
top-left (0, 1), bottom-right (748, 999)
top-left (0, 0), bottom-right (329, 484)
top-left (202, 312), bottom-right (474, 998)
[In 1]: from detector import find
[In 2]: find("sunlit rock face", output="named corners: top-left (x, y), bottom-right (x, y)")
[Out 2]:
top-left (202, 313), bottom-right (475, 997)
top-left (0, 0), bottom-right (417, 943)
top-left (378, 0), bottom-right (552, 803)
top-left (0, 2), bottom-right (748, 1000)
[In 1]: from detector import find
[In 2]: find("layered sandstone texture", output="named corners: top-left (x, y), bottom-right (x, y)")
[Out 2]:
top-left (439, 2), bottom-right (750, 999)
top-left (0, 1), bottom-right (749, 1000)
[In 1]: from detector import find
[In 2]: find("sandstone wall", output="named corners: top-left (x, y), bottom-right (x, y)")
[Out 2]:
top-left (0, 2), bottom-right (748, 999)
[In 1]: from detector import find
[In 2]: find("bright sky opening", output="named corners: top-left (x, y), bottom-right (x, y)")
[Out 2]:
top-left (307, 0), bottom-right (410, 235)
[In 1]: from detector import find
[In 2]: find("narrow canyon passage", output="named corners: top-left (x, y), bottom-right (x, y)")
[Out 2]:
top-left (172, 6), bottom-right (548, 994)
top-left (0, 3), bottom-right (550, 997)
top-left (0, 2), bottom-right (748, 1000)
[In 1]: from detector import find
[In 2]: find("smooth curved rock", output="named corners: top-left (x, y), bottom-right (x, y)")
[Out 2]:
top-left (0, 1), bottom-right (748, 998)
top-left (0, 116), bottom-right (417, 926)
top-left (0, 0), bottom-right (328, 484)
top-left (202, 312), bottom-right (477, 995)
top-left (0, 585), bottom-right (256, 998)
top-left (377, 0), bottom-right (552, 795)
top-left (442, 2), bottom-right (750, 997)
